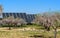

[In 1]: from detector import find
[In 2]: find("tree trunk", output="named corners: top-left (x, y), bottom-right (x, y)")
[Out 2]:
top-left (9, 27), bottom-right (11, 30)
top-left (8, 24), bottom-right (11, 30)
top-left (54, 28), bottom-right (57, 38)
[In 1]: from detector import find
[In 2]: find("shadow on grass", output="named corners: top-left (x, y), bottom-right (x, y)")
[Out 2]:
top-left (29, 35), bottom-right (53, 38)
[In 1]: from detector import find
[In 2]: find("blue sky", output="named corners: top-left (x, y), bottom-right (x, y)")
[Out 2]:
top-left (0, 0), bottom-right (60, 14)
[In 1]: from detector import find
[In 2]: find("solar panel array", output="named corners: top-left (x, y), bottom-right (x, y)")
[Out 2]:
top-left (2, 13), bottom-right (35, 23)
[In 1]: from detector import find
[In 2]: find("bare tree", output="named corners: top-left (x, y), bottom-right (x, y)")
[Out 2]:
top-left (50, 13), bottom-right (60, 38)
top-left (11, 18), bottom-right (27, 27)
top-left (34, 12), bottom-right (60, 38)
top-left (0, 20), bottom-right (3, 26)
top-left (2, 16), bottom-right (14, 30)
top-left (33, 13), bottom-right (52, 31)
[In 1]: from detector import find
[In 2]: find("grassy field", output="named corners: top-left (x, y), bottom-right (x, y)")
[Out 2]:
top-left (0, 27), bottom-right (41, 38)
top-left (0, 25), bottom-right (60, 38)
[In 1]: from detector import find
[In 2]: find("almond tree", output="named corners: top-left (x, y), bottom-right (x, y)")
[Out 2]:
top-left (50, 13), bottom-right (60, 38)
top-left (2, 16), bottom-right (14, 30)
top-left (0, 20), bottom-right (3, 26)
top-left (33, 13), bottom-right (52, 31)
top-left (32, 12), bottom-right (60, 38)
top-left (18, 18), bottom-right (27, 25)
top-left (12, 18), bottom-right (27, 27)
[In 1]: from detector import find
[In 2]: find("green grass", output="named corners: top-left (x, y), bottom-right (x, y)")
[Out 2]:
top-left (0, 25), bottom-right (60, 38)
top-left (22, 25), bottom-right (44, 29)
top-left (0, 30), bottom-right (41, 38)
top-left (0, 30), bottom-right (55, 38)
